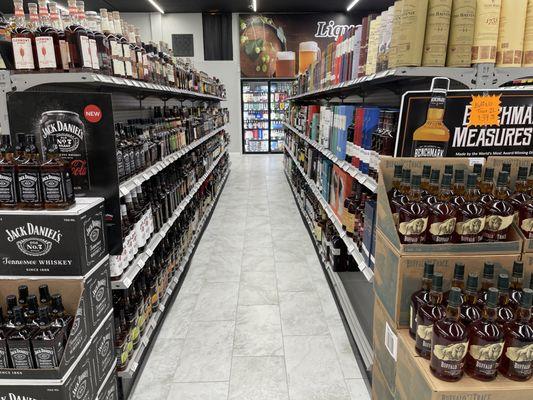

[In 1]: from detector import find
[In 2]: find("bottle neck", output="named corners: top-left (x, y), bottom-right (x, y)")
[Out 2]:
top-left (465, 290), bottom-right (477, 305)
top-left (429, 290), bottom-right (442, 306)
top-left (515, 180), bottom-right (528, 194)
top-left (494, 184), bottom-right (509, 200)
top-left (409, 187), bottom-right (422, 202)
top-left (481, 278), bottom-right (493, 290)
top-left (437, 188), bottom-right (453, 202)
top-left (499, 292), bottom-right (510, 306)
top-left (464, 187), bottom-right (480, 202)
top-left (446, 303), bottom-right (460, 321)
top-left (480, 181), bottom-right (494, 194)
top-left (511, 277), bottom-right (523, 291)
top-left (452, 279), bottom-right (464, 291)
top-left (485, 305), bottom-right (498, 322)
top-left (421, 277), bottom-right (431, 291)
top-left (426, 91), bottom-right (447, 122)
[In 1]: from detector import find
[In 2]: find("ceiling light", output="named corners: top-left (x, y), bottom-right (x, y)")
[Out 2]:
top-left (346, 0), bottom-right (360, 11)
top-left (252, 0), bottom-right (257, 12)
top-left (148, 0), bottom-right (165, 14)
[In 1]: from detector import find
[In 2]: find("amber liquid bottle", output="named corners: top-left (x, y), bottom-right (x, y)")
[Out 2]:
top-left (452, 169), bottom-right (466, 208)
top-left (391, 168), bottom-right (410, 226)
top-left (430, 287), bottom-right (469, 381)
top-left (509, 261), bottom-right (524, 310)
top-left (410, 261), bottom-right (435, 339)
top-left (444, 262), bottom-right (465, 304)
top-left (424, 169), bottom-right (441, 207)
top-left (510, 167), bottom-right (531, 216)
top-left (387, 165), bottom-right (403, 202)
top-left (484, 171), bottom-right (514, 242)
top-left (521, 195), bottom-right (533, 239)
top-left (16, 134), bottom-right (43, 209)
top-left (496, 274), bottom-right (515, 327)
top-left (460, 273), bottom-right (482, 326)
top-left (421, 165), bottom-right (432, 194)
top-left (48, 1), bottom-right (69, 71)
top-left (479, 167), bottom-right (495, 207)
top-left (41, 134), bottom-right (75, 209)
top-left (34, 0), bottom-right (62, 72)
top-left (398, 175), bottom-right (429, 244)
top-left (10, 0), bottom-right (37, 72)
top-left (477, 262), bottom-right (495, 308)
top-left (499, 288), bottom-right (533, 381)
top-left (416, 273), bottom-right (445, 359)
top-left (0, 135), bottom-right (17, 209)
top-left (428, 173), bottom-right (456, 244)
top-left (64, 0), bottom-right (92, 71)
top-left (456, 174), bottom-right (485, 243)
top-left (465, 287), bottom-right (504, 381)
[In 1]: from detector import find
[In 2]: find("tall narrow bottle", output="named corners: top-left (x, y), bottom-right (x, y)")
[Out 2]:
top-left (477, 262), bottom-right (494, 307)
top-left (460, 273), bottom-right (482, 326)
top-left (479, 167), bottom-right (495, 207)
top-left (0, 135), bottom-right (17, 209)
top-left (456, 173), bottom-right (485, 243)
top-left (509, 261), bottom-right (524, 310)
top-left (48, 1), bottom-right (69, 71)
top-left (34, 0), bottom-right (62, 71)
top-left (444, 262), bottom-right (465, 304)
top-left (423, 169), bottom-right (440, 206)
top-left (428, 173), bottom-right (456, 244)
top-left (410, 261), bottom-right (434, 339)
top-left (16, 134), bottom-right (43, 209)
top-left (496, 274), bottom-right (515, 327)
top-left (510, 166), bottom-right (531, 222)
top-left (41, 134), bottom-right (75, 209)
top-left (484, 171), bottom-right (514, 242)
top-left (398, 175), bottom-right (429, 244)
top-left (10, 0), bottom-right (37, 72)
top-left (64, 0), bottom-right (92, 70)
top-left (416, 273), bottom-right (445, 359)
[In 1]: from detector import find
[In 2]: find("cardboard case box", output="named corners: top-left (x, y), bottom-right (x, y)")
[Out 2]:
top-left (96, 367), bottom-right (118, 400)
top-left (373, 296), bottom-right (398, 394)
top-left (0, 197), bottom-right (107, 276)
top-left (395, 329), bottom-right (533, 400)
top-left (372, 360), bottom-right (395, 400)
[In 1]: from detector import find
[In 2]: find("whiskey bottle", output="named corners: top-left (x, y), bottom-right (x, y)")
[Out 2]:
top-left (34, 0), bottom-right (62, 71)
top-left (10, 0), bottom-right (37, 72)
top-left (421, 165), bottom-right (432, 194)
top-left (32, 306), bottom-right (64, 368)
top-left (50, 294), bottom-right (73, 330)
top-left (0, 135), bottom-right (17, 209)
top-left (510, 166), bottom-right (531, 220)
top-left (113, 13), bottom-right (133, 78)
top-left (100, 8), bottom-right (124, 77)
top-left (25, 295), bottom-right (39, 325)
top-left (7, 306), bottom-right (38, 369)
top-left (411, 78), bottom-right (450, 158)
top-left (444, 263), bottom-right (465, 304)
top-left (41, 134), bottom-right (75, 209)
top-left (48, 1), bottom-right (69, 71)
top-left (499, 288), bottom-right (533, 381)
top-left (483, 171), bottom-right (514, 242)
top-left (6, 295), bottom-right (17, 326)
top-left (38, 285), bottom-right (51, 307)
top-left (416, 273), bottom-right (445, 359)
top-left (431, 287), bottom-right (469, 381)
top-left (80, 8), bottom-right (99, 72)
top-left (496, 274), bottom-right (515, 327)
top-left (17, 285), bottom-right (29, 311)
top-left (16, 134), bottom-right (43, 209)
top-left (509, 261), bottom-right (524, 310)
top-left (456, 173), bottom-right (485, 243)
top-left (452, 169), bottom-right (466, 207)
top-left (330, 235), bottom-right (348, 272)
top-left (473, 164), bottom-right (483, 185)
top-left (428, 173), bottom-right (456, 244)
top-left (521, 192), bottom-right (533, 239)
top-left (479, 167), bottom-right (495, 207)
top-left (465, 287), bottom-right (504, 381)
top-left (89, 11), bottom-right (112, 75)
top-left (477, 262), bottom-right (495, 307)
top-left (460, 273), bottom-right (482, 326)
top-left (390, 168), bottom-right (410, 225)
top-left (113, 310), bottom-right (128, 371)
top-left (410, 261), bottom-right (434, 339)
top-left (64, 0), bottom-right (92, 70)
top-left (424, 169), bottom-right (440, 206)
top-left (398, 175), bottom-right (429, 244)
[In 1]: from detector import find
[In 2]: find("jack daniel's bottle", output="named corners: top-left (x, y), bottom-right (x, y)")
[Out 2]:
top-left (411, 78), bottom-right (450, 158)
top-left (41, 134), bottom-right (75, 209)
top-left (0, 135), bottom-right (17, 209)
top-left (16, 134), bottom-right (43, 209)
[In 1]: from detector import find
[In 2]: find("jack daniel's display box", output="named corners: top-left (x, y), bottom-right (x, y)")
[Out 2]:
top-left (0, 197), bottom-right (106, 276)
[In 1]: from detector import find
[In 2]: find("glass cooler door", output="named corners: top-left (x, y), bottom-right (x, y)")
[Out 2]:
top-left (242, 80), bottom-right (269, 153)
top-left (269, 80), bottom-right (292, 153)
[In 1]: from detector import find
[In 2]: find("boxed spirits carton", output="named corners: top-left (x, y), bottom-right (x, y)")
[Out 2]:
top-left (372, 296), bottom-right (398, 394)
top-left (372, 360), bottom-right (395, 400)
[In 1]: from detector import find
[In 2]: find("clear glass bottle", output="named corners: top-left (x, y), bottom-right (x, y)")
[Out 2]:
top-left (477, 262), bottom-right (495, 308)
top-left (113, 12), bottom-right (132, 78)
top-left (444, 262), bottom-right (465, 304)
top-left (456, 173), bottom-right (485, 243)
top-left (480, 167), bottom-right (495, 207)
top-left (82, 9), bottom-right (99, 71)
top-left (100, 8), bottom-right (124, 77)
top-left (416, 273), bottom-right (445, 359)
top-left (496, 274), bottom-right (515, 327)
top-left (509, 261), bottom-right (524, 310)
top-left (48, 1), bottom-right (69, 71)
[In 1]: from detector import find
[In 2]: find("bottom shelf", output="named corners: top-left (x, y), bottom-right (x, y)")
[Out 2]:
top-left (284, 169), bottom-right (374, 374)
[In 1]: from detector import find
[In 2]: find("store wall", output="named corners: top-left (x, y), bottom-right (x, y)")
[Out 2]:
top-left (123, 12), bottom-right (242, 154)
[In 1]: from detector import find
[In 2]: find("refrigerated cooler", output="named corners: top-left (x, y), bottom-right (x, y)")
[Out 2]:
top-left (241, 79), bottom-right (293, 153)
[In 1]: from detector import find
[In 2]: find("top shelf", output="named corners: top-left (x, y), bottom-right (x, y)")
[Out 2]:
top-left (287, 64), bottom-right (533, 102)
top-left (6, 72), bottom-right (226, 102)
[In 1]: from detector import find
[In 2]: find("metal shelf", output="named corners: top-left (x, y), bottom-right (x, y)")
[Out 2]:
top-left (285, 147), bottom-right (373, 282)
top-left (119, 124), bottom-right (227, 196)
top-left (284, 122), bottom-right (378, 193)
top-left (112, 150), bottom-right (227, 290)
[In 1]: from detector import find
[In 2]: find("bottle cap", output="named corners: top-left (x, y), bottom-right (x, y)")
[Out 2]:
top-left (483, 262), bottom-right (495, 279)
top-left (429, 169), bottom-right (440, 184)
top-left (454, 263), bottom-right (465, 280)
top-left (518, 166), bottom-right (528, 180)
top-left (473, 164), bottom-right (482, 176)
top-left (512, 261), bottom-right (524, 279)
top-left (402, 169), bottom-right (411, 183)
top-left (422, 165), bottom-right (431, 179)
top-left (18, 285), bottom-right (29, 301)
top-left (441, 174), bottom-right (452, 188)
top-left (466, 174), bottom-right (477, 188)
top-left (27, 295), bottom-right (38, 310)
top-left (444, 165), bottom-right (453, 175)
top-left (432, 77), bottom-right (450, 91)
top-left (497, 274), bottom-right (509, 291)
top-left (466, 273), bottom-right (479, 291)
top-left (502, 163), bottom-right (511, 174)
top-left (520, 288), bottom-right (533, 309)
top-left (486, 287), bottom-right (499, 308)
top-left (454, 169), bottom-right (465, 183)
top-left (39, 284), bottom-right (51, 303)
top-left (423, 262), bottom-right (434, 279)
top-left (432, 273), bottom-right (443, 292)
top-left (497, 171), bottom-right (509, 186)
top-left (411, 175), bottom-right (421, 188)
top-left (448, 287), bottom-right (462, 307)
top-left (6, 295), bottom-right (17, 310)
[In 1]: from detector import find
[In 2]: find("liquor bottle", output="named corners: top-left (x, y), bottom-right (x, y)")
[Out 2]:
top-left (424, 169), bottom-right (441, 206)
top-left (510, 166), bottom-right (531, 220)
top-left (428, 173), bottom-right (456, 244)
top-left (25, 294), bottom-right (39, 325)
top-left (398, 175), bottom-right (429, 244)
top-left (48, 1), bottom-right (69, 71)
top-left (113, 311), bottom-right (128, 372)
top-left (0, 307), bottom-right (10, 368)
top-left (509, 261), bottom-right (524, 310)
top-left (342, 192), bottom-right (356, 238)
top-left (8, 306), bottom-right (38, 368)
top-left (477, 262), bottom-right (495, 307)
top-left (446, 0), bottom-right (476, 67)
top-left (113, 12), bottom-right (133, 78)
top-left (10, 0), bottom-right (38, 73)
top-left (330, 235), bottom-right (348, 272)
top-left (100, 8), bottom-right (124, 77)
top-left (496, 274), bottom-right (515, 327)
top-left (89, 11), bottom-right (111, 75)
top-left (16, 134), bottom-right (43, 209)
top-left (473, 164), bottom-right (482, 185)
top-left (39, 285), bottom-right (51, 307)
top-left (460, 273), bottom-right (482, 326)
top-left (483, 171), bottom-right (514, 242)
top-left (50, 294), bottom-right (73, 330)
top-left (81, 8), bottom-right (99, 72)
top-left (34, 0), bottom-right (62, 71)
top-left (479, 167), bottom-right (495, 207)
top-left (410, 261), bottom-right (434, 339)
top-left (0, 135), bottom-right (17, 209)
top-left (6, 295), bottom-right (17, 326)
top-left (431, 287), bottom-right (469, 381)
top-left (18, 285), bottom-right (29, 310)
top-left (421, 165), bottom-right (432, 194)
top-left (452, 169), bottom-right (466, 207)
top-left (520, 191), bottom-right (533, 239)
top-left (32, 306), bottom-right (64, 368)
top-left (416, 273), bottom-right (445, 359)
top-left (465, 287), bottom-right (504, 381)
top-left (456, 173), bottom-right (485, 243)
top-left (391, 168), bottom-right (410, 225)
top-left (411, 78), bottom-right (450, 158)
top-left (499, 288), bottom-right (533, 381)
top-left (41, 134), bottom-right (75, 209)
top-left (64, 0), bottom-right (92, 70)
top-left (444, 263), bottom-right (465, 304)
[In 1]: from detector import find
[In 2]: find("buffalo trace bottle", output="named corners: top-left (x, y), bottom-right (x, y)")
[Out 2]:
top-left (460, 273), bottom-right (482, 326)
top-left (398, 175), bottom-right (429, 244)
top-left (509, 261), bottom-right (524, 310)
top-left (390, 168), bottom-right (410, 226)
top-left (477, 262), bottom-right (495, 307)
top-left (496, 274), bottom-right (515, 327)
top-left (421, 165), bottom-right (431, 194)
top-left (484, 171), bottom-right (514, 242)
top-left (410, 261), bottom-right (434, 339)
top-left (451, 169), bottom-right (466, 208)
top-left (416, 273), bottom-right (445, 359)
top-left (510, 167), bottom-right (531, 217)
top-left (456, 173), bottom-right (485, 243)
top-left (465, 287), bottom-right (504, 381)
top-left (423, 169), bottom-right (440, 206)
top-left (40, 134), bottom-right (75, 209)
top-left (16, 134), bottom-right (43, 209)
top-left (0, 135), bottom-right (17, 209)
top-left (499, 288), bottom-right (533, 381)
top-left (521, 191), bottom-right (533, 239)
top-left (431, 287), bottom-right (469, 381)
top-left (444, 263), bottom-right (465, 304)
top-left (428, 173), bottom-right (456, 244)
top-left (479, 167), bottom-right (495, 207)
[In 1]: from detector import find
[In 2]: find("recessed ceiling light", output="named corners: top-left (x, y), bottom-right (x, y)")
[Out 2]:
top-left (346, 0), bottom-right (360, 11)
top-left (148, 0), bottom-right (165, 14)
top-left (252, 0), bottom-right (257, 12)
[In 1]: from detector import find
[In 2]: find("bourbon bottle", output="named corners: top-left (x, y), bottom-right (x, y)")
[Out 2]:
top-left (398, 175), bottom-right (429, 244)
top-left (113, 13), bottom-right (133, 78)
top-left (480, 168), bottom-right (495, 207)
top-left (424, 169), bottom-right (440, 207)
top-left (10, 0), bottom-right (37, 72)
top-left (388, 165), bottom-right (403, 201)
top-left (456, 174), bottom-right (485, 243)
top-left (460, 273), bottom-right (482, 326)
top-left (416, 273), bottom-right (445, 359)
top-left (509, 261), bottom-right (524, 310)
top-left (521, 193), bottom-right (533, 239)
top-left (465, 287), bottom-right (504, 381)
top-left (477, 262), bottom-right (495, 307)
top-left (484, 171), bottom-right (514, 242)
top-left (0, 135), bottom-right (17, 209)
top-left (421, 165), bottom-right (432, 194)
top-left (391, 168), bottom-right (410, 226)
top-left (16, 134), bottom-right (43, 209)
top-left (48, 1), bottom-right (69, 71)
top-left (511, 167), bottom-right (531, 227)
top-left (100, 8), bottom-right (124, 77)
top-left (41, 134), bottom-right (75, 209)
top-left (88, 11), bottom-right (111, 75)
top-left (77, 4), bottom-right (98, 71)
top-left (444, 262), bottom-right (465, 304)
top-left (34, 0), bottom-right (62, 71)
top-left (64, 0), bottom-right (92, 71)
top-left (410, 261), bottom-right (434, 339)
top-left (431, 287), bottom-right (469, 381)
top-left (496, 274), bottom-right (515, 327)
top-left (428, 174), bottom-right (456, 244)
top-left (499, 288), bottom-right (533, 381)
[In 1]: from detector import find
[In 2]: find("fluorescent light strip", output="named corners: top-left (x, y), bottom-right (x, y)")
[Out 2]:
top-left (346, 0), bottom-right (360, 11)
top-left (252, 0), bottom-right (257, 12)
top-left (148, 0), bottom-right (165, 14)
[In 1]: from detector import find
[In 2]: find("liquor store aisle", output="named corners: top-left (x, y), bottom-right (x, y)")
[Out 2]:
top-left (130, 154), bottom-right (370, 400)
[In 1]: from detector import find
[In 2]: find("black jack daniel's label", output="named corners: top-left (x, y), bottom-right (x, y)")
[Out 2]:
top-left (5, 222), bottom-right (62, 257)
top-left (0, 170), bottom-right (17, 205)
top-left (41, 171), bottom-right (73, 204)
top-left (17, 172), bottom-right (42, 203)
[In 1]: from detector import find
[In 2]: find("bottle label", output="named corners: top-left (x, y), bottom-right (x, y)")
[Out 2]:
top-left (433, 341), bottom-right (469, 376)
top-left (79, 36), bottom-right (92, 68)
top-left (331, 247), bottom-right (341, 256)
top-left (415, 323), bottom-right (433, 354)
top-left (0, 170), bottom-right (17, 205)
top-left (18, 171), bottom-right (42, 203)
top-left (112, 59), bottom-right (125, 77)
top-left (89, 38), bottom-right (99, 70)
top-left (10, 347), bottom-right (34, 369)
top-left (485, 214), bottom-right (514, 232)
top-left (456, 216), bottom-right (486, 236)
top-left (12, 37), bottom-right (35, 70)
top-left (505, 343), bottom-right (533, 377)
top-left (59, 39), bottom-right (70, 70)
top-left (521, 218), bottom-right (533, 235)
top-left (469, 341), bottom-right (504, 376)
top-left (42, 172), bottom-right (66, 203)
top-left (429, 217), bottom-right (456, 240)
top-left (125, 60), bottom-right (133, 77)
top-left (412, 141), bottom-right (448, 158)
top-left (35, 36), bottom-right (57, 69)
top-left (34, 347), bottom-right (59, 369)
top-left (398, 217), bottom-right (428, 240)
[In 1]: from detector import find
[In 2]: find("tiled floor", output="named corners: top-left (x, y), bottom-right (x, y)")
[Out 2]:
top-left (131, 154), bottom-right (370, 400)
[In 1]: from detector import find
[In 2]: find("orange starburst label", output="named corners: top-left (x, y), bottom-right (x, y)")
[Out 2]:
top-left (467, 94), bottom-right (502, 127)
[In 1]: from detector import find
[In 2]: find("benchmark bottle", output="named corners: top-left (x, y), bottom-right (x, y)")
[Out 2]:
top-left (428, 173), bottom-right (456, 244)
top-left (411, 77), bottom-right (450, 158)
top-left (499, 288), bottom-right (533, 381)
top-left (398, 175), bottom-right (429, 244)
top-left (0, 135), bottom-right (17, 209)
top-left (416, 273), bottom-right (445, 359)
top-left (460, 273), bottom-right (482, 326)
top-left (456, 173), bottom-right (485, 243)
top-left (484, 171), bottom-right (514, 242)
top-left (465, 287), bottom-right (504, 381)
top-left (431, 287), bottom-right (469, 381)
top-left (410, 261), bottom-right (434, 339)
